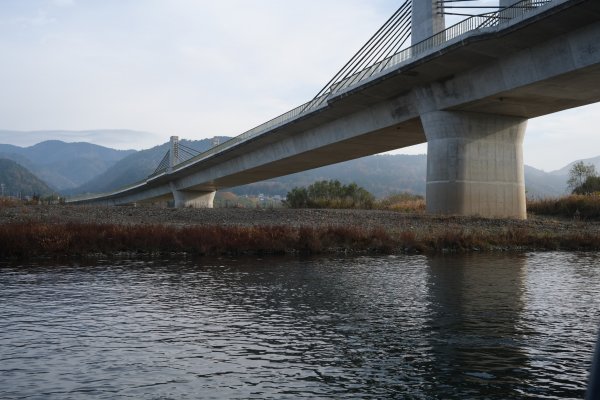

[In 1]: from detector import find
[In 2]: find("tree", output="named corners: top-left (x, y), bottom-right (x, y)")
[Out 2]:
top-left (284, 187), bottom-right (310, 208)
top-left (573, 176), bottom-right (600, 195)
top-left (568, 161), bottom-right (597, 193)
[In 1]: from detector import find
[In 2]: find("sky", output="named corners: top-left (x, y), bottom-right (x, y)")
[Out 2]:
top-left (0, 0), bottom-right (598, 172)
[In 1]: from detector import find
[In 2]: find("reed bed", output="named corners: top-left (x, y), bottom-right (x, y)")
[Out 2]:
top-left (528, 195), bottom-right (600, 220)
top-left (1, 221), bottom-right (599, 259)
top-left (376, 193), bottom-right (426, 213)
top-left (0, 198), bottom-right (21, 208)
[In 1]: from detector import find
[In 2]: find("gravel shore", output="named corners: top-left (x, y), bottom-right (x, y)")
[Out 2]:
top-left (1, 204), bottom-right (599, 237)
top-left (2, 205), bottom-right (600, 257)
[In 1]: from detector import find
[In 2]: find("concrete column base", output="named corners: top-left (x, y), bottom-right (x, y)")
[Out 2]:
top-left (422, 111), bottom-right (527, 219)
top-left (171, 187), bottom-right (215, 208)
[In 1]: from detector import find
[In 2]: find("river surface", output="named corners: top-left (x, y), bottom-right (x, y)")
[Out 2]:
top-left (1, 252), bottom-right (599, 399)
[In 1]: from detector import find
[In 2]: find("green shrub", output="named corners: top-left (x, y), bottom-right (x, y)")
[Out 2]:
top-left (573, 176), bottom-right (600, 195)
top-left (284, 180), bottom-right (374, 209)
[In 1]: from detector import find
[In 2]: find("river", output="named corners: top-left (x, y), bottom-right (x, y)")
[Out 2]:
top-left (1, 252), bottom-right (599, 399)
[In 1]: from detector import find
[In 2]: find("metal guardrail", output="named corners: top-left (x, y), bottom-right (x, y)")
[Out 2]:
top-left (68, 0), bottom-right (557, 204)
top-left (70, 180), bottom-right (149, 203)
top-left (329, 0), bottom-right (554, 94)
top-left (171, 94), bottom-right (329, 172)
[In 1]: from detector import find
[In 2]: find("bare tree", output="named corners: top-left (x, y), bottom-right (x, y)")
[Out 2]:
top-left (568, 161), bottom-right (597, 193)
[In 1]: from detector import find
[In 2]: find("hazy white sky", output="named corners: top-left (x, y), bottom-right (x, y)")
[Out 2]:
top-left (0, 0), bottom-right (598, 171)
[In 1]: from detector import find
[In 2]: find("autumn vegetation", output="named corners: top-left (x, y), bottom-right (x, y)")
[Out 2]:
top-left (284, 180), bottom-right (426, 212)
top-left (1, 220), bottom-right (600, 260)
top-left (527, 161), bottom-right (600, 220)
top-left (3, 169), bottom-right (600, 259)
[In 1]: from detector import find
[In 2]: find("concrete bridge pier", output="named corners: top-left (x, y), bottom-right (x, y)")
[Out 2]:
top-left (170, 185), bottom-right (216, 208)
top-left (421, 111), bottom-right (527, 219)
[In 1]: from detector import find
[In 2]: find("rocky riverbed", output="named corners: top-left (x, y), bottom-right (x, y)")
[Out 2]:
top-left (1, 204), bottom-right (598, 237)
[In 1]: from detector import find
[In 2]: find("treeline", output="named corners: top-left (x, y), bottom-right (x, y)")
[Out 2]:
top-left (284, 180), bottom-right (424, 212)
top-left (528, 161), bottom-right (600, 219)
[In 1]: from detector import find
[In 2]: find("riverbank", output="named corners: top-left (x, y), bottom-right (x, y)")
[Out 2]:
top-left (1, 205), bottom-right (600, 258)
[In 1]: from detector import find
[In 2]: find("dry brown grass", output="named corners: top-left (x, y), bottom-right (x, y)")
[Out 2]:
top-left (0, 223), bottom-right (398, 259)
top-left (1, 221), bottom-right (600, 259)
top-left (528, 195), bottom-right (600, 220)
top-left (0, 198), bottom-right (21, 208)
top-left (376, 193), bottom-right (426, 214)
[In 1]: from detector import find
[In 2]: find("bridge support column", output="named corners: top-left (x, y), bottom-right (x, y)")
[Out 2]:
top-left (171, 186), bottom-right (215, 208)
top-left (412, 0), bottom-right (445, 45)
top-left (422, 111), bottom-right (527, 219)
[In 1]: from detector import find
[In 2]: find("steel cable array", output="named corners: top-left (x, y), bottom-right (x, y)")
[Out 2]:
top-left (177, 143), bottom-right (202, 163)
top-left (311, 0), bottom-right (412, 102)
top-left (152, 150), bottom-right (170, 175)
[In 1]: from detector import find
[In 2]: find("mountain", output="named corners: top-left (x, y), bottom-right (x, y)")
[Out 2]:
top-left (232, 156), bottom-right (567, 199)
top-left (0, 129), bottom-right (160, 151)
top-left (0, 140), bottom-right (135, 191)
top-left (524, 165), bottom-right (567, 198)
top-left (72, 137), bottom-right (230, 194)
top-left (0, 159), bottom-right (54, 197)
top-left (549, 155), bottom-right (600, 177)
top-left (70, 136), bottom-right (568, 199)
top-left (231, 154), bottom-right (427, 198)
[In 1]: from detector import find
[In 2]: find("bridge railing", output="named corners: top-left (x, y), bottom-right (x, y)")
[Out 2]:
top-left (172, 94), bottom-right (329, 172)
top-left (68, 180), bottom-right (148, 203)
top-left (328, 0), bottom-right (554, 95)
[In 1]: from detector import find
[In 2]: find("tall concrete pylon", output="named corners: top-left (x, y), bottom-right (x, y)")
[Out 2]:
top-left (411, 0), bottom-right (445, 45)
top-left (168, 136), bottom-right (179, 173)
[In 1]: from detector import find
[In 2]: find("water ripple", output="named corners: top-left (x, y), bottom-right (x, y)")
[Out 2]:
top-left (0, 253), bottom-right (599, 399)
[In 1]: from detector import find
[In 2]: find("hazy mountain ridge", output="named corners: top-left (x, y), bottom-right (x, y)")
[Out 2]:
top-left (231, 154), bottom-right (428, 198)
top-left (549, 155), bottom-right (600, 176)
top-left (0, 158), bottom-right (53, 196)
top-left (71, 137), bottom-right (231, 195)
top-left (0, 137), bottom-right (575, 199)
top-left (0, 129), bottom-right (160, 151)
top-left (0, 140), bottom-right (135, 190)
top-left (71, 138), bottom-right (569, 199)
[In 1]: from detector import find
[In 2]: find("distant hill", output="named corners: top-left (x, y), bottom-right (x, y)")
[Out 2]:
top-left (0, 158), bottom-right (54, 197)
top-left (0, 134), bottom-right (574, 199)
top-left (232, 155), bottom-right (567, 199)
top-left (524, 165), bottom-right (568, 198)
top-left (549, 155), bottom-right (600, 177)
top-left (231, 154), bottom-right (428, 198)
top-left (0, 140), bottom-right (135, 191)
top-left (69, 135), bottom-right (568, 198)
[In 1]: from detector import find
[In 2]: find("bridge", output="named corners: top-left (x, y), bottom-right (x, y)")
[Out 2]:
top-left (68, 0), bottom-right (600, 219)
